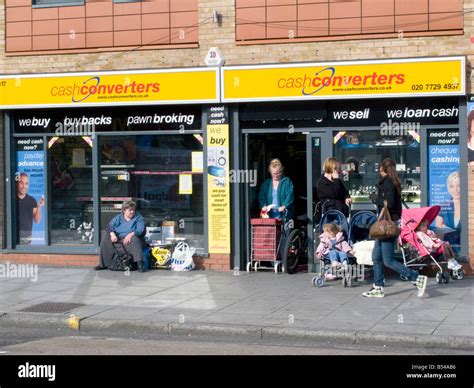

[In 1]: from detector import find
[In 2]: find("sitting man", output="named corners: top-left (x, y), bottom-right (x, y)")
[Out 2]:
top-left (95, 200), bottom-right (146, 272)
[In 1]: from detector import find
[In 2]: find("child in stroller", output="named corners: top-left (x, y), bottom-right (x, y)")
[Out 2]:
top-left (312, 209), bottom-right (360, 287)
top-left (400, 205), bottom-right (464, 283)
top-left (416, 219), bottom-right (462, 271)
top-left (316, 223), bottom-right (353, 279)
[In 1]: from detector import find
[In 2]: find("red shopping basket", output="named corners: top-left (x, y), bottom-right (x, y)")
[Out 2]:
top-left (250, 218), bottom-right (282, 261)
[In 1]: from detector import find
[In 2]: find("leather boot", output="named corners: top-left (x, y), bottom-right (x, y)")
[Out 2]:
top-left (137, 261), bottom-right (146, 273)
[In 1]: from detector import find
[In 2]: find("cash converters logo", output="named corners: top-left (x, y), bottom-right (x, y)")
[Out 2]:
top-left (276, 66), bottom-right (406, 95)
top-left (50, 76), bottom-right (160, 103)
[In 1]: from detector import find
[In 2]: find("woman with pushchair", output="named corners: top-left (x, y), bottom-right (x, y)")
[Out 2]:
top-left (363, 158), bottom-right (428, 298)
top-left (316, 157), bottom-right (352, 217)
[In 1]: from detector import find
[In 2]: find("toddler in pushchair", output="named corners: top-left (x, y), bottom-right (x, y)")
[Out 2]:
top-left (400, 206), bottom-right (465, 283)
top-left (315, 223), bottom-right (353, 277)
top-left (312, 210), bottom-right (356, 287)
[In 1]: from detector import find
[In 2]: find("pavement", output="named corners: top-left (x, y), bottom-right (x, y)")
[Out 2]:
top-left (0, 265), bottom-right (472, 351)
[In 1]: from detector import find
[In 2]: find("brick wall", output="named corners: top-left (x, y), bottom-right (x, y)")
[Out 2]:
top-left (468, 166), bottom-right (474, 273)
top-left (0, 0), bottom-right (472, 271)
top-left (5, 0), bottom-right (199, 54)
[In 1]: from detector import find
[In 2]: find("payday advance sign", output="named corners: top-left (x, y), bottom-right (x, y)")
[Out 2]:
top-left (222, 57), bottom-right (464, 102)
top-left (0, 68), bottom-right (219, 108)
top-left (207, 106), bottom-right (230, 254)
top-left (16, 138), bottom-right (46, 246)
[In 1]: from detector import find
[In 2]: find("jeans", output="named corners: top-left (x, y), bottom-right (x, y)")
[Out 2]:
top-left (328, 250), bottom-right (348, 263)
top-left (372, 237), bottom-right (418, 287)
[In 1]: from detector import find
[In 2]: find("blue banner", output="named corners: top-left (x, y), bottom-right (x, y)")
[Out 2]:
top-left (16, 139), bottom-right (46, 245)
top-left (428, 130), bottom-right (460, 252)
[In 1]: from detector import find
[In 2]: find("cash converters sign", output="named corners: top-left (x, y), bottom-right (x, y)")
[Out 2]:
top-left (222, 57), bottom-right (465, 102)
top-left (0, 68), bottom-right (219, 108)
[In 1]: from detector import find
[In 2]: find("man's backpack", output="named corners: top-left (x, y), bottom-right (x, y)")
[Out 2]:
top-left (108, 242), bottom-right (137, 271)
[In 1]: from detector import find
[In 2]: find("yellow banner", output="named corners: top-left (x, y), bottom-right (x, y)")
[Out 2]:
top-left (0, 68), bottom-right (219, 108)
top-left (222, 57), bottom-right (465, 101)
top-left (207, 124), bottom-right (230, 254)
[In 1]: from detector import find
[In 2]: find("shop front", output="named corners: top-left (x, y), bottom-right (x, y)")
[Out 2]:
top-left (0, 68), bottom-right (228, 268)
top-left (0, 57), bottom-right (469, 273)
top-left (223, 57), bottom-right (469, 272)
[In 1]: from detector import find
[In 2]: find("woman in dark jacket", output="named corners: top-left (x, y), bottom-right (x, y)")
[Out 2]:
top-left (363, 158), bottom-right (427, 298)
top-left (316, 157), bottom-right (351, 217)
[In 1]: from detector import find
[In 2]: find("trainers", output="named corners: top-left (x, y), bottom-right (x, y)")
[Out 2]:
top-left (325, 273), bottom-right (336, 280)
top-left (447, 259), bottom-right (462, 271)
top-left (94, 265), bottom-right (107, 271)
top-left (414, 275), bottom-right (428, 297)
top-left (362, 286), bottom-right (384, 298)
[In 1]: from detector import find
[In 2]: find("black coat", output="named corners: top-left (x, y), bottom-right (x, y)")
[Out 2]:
top-left (373, 176), bottom-right (402, 221)
top-left (315, 175), bottom-right (350, 216)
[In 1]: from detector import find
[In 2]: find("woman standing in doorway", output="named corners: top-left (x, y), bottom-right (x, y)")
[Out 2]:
top-left (316, 157), bottom-right (352, 217)
top-left (363, 158), bottom-right (427, 298)
top-left (258, 158), bottom-right (294, 223)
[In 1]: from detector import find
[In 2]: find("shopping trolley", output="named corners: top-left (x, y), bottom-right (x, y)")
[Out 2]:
top-left (247, 218), bottom-right (284, 273)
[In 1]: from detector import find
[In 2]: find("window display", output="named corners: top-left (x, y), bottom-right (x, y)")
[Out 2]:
top-left (333, 130), bottom-right (421, 209)
top-left (100, 135), bottom-right (204, 249)
top-left (49, 136), bottom-right (93, 245)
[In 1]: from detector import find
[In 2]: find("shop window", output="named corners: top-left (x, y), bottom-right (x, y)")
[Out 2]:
top-left (333, 130), bottom-right (421, 209)
top-left (427, 129), bottom-right (461, 252)
top-left (99, 134), bottom-right (204, 250)
top-left (48, 136), bottom-right (93, 245)
top-left (15, 138), bottom-right (47, 246)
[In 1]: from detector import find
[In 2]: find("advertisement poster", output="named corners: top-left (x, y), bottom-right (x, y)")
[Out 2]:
top-left (467, 95), bottom-right (474, 165)
top-left (207, 106), bottom-right (230, 254)
top-left (16, 138), bottom-right (46, 245)
top-left (428, 130), bottom-right (461, 252)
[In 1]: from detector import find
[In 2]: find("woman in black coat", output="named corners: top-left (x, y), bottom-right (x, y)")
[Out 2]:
top-left (363, 158), bottom-right (427, 298)
top-left (316, 157), bottom-right (352, 217)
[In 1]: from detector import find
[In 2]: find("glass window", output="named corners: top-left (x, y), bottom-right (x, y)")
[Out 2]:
top-left (333, 130), bottom-right (421, 210)
top-left (100, 134), bottom-right (204, 250)
top-left (15, 138), bottom-right (46, 246)
top-left (49, 136), bottom-right (93, 245)
top-left (427, 129), bottom-right (461, 253)
top-left (33, 0), bottom-right (84, 6)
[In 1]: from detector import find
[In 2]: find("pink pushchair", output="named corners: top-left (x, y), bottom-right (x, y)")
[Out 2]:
top-left (399, 206), bottom-right (464, 284)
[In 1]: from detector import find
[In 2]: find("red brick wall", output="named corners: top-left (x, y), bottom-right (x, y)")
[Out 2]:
top-left (236, 0), bottom-right (463, 43)
top-left (468, 165), bottom-right (474, 274)
top-left (0, 252), bottom-right (232, 271)
top-left (6, 0), bottom-right (198, 54)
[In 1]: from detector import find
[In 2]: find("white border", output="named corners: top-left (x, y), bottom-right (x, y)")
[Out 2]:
top-left (0, 67), bottom-right (221, 109)
top-left (220, 56), bottom-right (466, 102)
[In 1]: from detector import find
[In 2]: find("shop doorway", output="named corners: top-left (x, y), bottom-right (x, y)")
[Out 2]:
top-left (243, 131), bottom-right (331, 272)
top-left (246, 133), bottom-right (307, 220)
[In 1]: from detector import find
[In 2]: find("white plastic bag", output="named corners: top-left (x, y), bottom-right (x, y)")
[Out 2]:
top-left (171, 242), bottom-right (196, 271)
top-left (352, 240), bottom-right (376, 266)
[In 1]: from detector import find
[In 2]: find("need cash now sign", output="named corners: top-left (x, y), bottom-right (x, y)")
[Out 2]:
top-left (0, 68), bottom-right (220, 108)
top-left (221, 57), bottom-right (465, 102)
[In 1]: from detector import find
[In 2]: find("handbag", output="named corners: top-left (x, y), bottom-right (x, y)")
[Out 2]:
top-left (369, 201), bottom-right (400, 240)
top-left (108, 242), bottom-right (137, 271)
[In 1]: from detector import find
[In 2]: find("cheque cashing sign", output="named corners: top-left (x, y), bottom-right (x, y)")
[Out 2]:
top-left (0, 68), bottom-right (219, 108)
top-left (221, 57), bottom-right (465, 102)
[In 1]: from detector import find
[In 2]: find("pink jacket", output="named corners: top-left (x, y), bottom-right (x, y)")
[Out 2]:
top-left (316, 232), bottom-right (352, 257)
top-left (416, 230), bottom-right (442, 252)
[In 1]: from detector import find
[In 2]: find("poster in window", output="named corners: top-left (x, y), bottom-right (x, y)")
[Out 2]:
top-left (428, 130), bottom-right (461, 252)
top-left (16, 138), bottom-right (46, 245)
